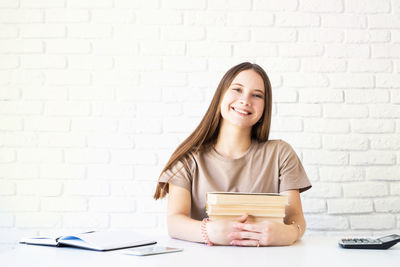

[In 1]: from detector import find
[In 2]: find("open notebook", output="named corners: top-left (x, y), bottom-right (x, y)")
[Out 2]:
top-left (20, 231), bottom-right (156, 251)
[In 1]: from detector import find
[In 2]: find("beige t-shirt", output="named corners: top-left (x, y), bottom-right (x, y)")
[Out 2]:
top-left (158, 139), bottom-right (312, 221)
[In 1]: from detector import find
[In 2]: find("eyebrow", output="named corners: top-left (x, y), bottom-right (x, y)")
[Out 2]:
top-left (231, 83), bottom-right (265, 94)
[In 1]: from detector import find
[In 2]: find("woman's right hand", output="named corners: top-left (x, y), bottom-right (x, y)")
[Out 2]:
top-left (206, 214), bottom-right (248, 245)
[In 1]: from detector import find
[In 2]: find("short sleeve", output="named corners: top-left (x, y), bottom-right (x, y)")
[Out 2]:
top-left (278, 140), bottom-right (312, 193)
top-left (158, 157), bottom-right (193, 192)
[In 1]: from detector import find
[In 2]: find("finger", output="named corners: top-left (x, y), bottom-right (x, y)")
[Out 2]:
top-left (235, 213), bottom-right (248, 223)
top-left (233, 222), bottom-right (263, 233)
top-left (228, 231), bottom-right (260, 240)
top-left (230, 239), bottom-right (259, 247)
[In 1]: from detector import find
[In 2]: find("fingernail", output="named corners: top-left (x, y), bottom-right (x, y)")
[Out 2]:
top-left (230, 241), bottom-right (236, 246)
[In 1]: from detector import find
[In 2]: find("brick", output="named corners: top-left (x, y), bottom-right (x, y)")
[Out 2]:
top-left (65, 149), bottom-right (109, 164)
top-left (184, 11), bottom-right (226, 26)
top-left (41, 197), bottom-right (87, 211)
top-left (92, 71), bottom-right (139, 86)
top-left (69, 86), bottom-right (113, 100)
top-left (120, 118), bottom-right (162, 134)
top-left (302, 198), bottom-right (326, 213)
top-left (141, 41), bottom-right (184, 56)
top-left (22, 86), bottom-right (67, 100)
top-left (269, 117), bottom-right (303, 132)
top-left (350, 215), bottom-right (395, 230)
top-left (275, 133), bottom-right (321, 149)
top-left (0, 197), bottom-right (39, 211)
top-left (68, 0), bottom-right (112, 8)
top-left (91, 9), bottom-right (135, 23)
top-left (71, 118), bottom-right (118, 132)
top-left (163, 117), bottom-right (201, 133)
top-left (0, 9), bottom-right (43, 23)
top-left (351, 119), bottom-right (394, 133)
top-left (93, 40), bottom-right (139, 55)
top-left (0, 87), bottom-right (20, 100)
top-left (348, 59), bottom-right (392, 72)
top-left (376, 74), bottom-right (400, 88)
top-left (111, 150), bottom-right (157, 165)
top-left (114, 25), bottom-right (159, 40)
top-left (110, 213), bottom-right (157, 228)
top-left (298, 29), bottom-right (343, 43)
top-left (137, 10), bottom-right (182, 25)
top-left (88, 134), bottom-right (133, 149)
top-left (278, 104), bottom-right (321, 117)
top-left (21, 55), bottom-right (66, 69)
top-left (0, 55), bottom-right (19, 69)
top-left (275, 13), bottom-right (320, 27)
top-left (17, 180), bottom-right (62, 196)
top-left (0, 101), bottom-right (42, 115)
top-left (370, 104), bottom-right (400, 118)
top-left (89, 197), bottom-right (135, 212)
top-left (0, 117), bottom-right (22, 131)
top-left (257, 58), bottom-right (300, 73)
top-left (323, 14), bottom-right (367, 28)
top-left (227, 12), bottom-right (273, 26)
top-left (272, 89), bottom-right (297, 103)
top-left (0, 40), bottom-right (43, 54)
top-left (135, 134), bottom-right (179, 149)
top-left (372, 44), bottom-right (400, 58)
top-left (328, 199), bottom-right (373, 214)
top-left (279, 44), bottom-right (324, 57)
top-left (343, 182), bottom-right (388, 197)
top-left (346, 0), bottom-right (390, 13)
top-left (345, 30), bottom-right (390, 43)
top-left (68, 56), bottom-right (113, 70)
top-left (87, 165), bottom-right (133, 180)
top-left (67, 24), bottom-right (112, 39)
top-left (330, 74), bottom-right (374, 88)
top-left (110, 181), bottom-right (155, 196)
top-left (0, 25), bottom-right (18, 38)
top-left (1, 132), bottom-right (39, 147)
top-left (0, 163), bottom-right (39, 179)
top-left (392, 90), bottom-right (400, 104)
top-left (346, 90), bottom-right (389, 104)
top-left (45, 8), bottom-right (89, 22)
top-left (207, 27), bottom-right (249, 42)
top-left (0, 180), bottom-right (15, 195)
top-left (63, 213), bottom-right (109, 228)
top-left (20, 24), bottom-right (66, 38)
top-left (45, 101), bottom-right (90, 116)
top-left (319, 167), bottom-right (364, 182)
top-left (374, 197), bottom-right (400, 212)
top-left (24, 117), bottom-right (70, 132)
top-left (141, 71), bottom-right (186, 87)
top-left (300, 0), bottom-right (343, 12)
top-left (323, 135), bottom-right (368, 151)
top-left (234, 44), bottom-right (277, 57)
top-left (40, 164), bottom-right (85, 179)
top-left (162, 86), bottom-right (205, 103)
top-left (302, 150), bottom-right (348, 165)
top-left (0, 0), bottom-right (18, 7)
top-left (92, 102), bottom-right (136, 118)
top-left (253, 0), bottom-right (297, 11)
top-left (207, 0), bottom-right (250, 10)
top-left (306, 215), bottom-right (349, 230)
top-left (391, 183), bottom-right (400, 195)
top-left (325, 44), bottom-right (369, 58)
top-left (46, 40), bottom-right (91, 54)
top-left (38, 133), bottom-right (85, 147)
top-left (0, 213), bottom-right (14, 227)
top-left (163, 57), bottom-right (207, 72)
top-left (187, 42), bottom-right (231, 57)
top-left (16, 213), bottom-right (61, 228)
top-left (284, 74), bottom-right (328, 87)
top-left (64, 181), bottom-right (108, 196)
top-left (21, 0), bottom-right (64, 7)
top-left (324, 104), bottom-right (368, 118)
top-left (17, 148), bottom-right (63, 163)
top-left (366, 167), bottom-right (400, 181)
top-left (370, 135), bottom-right (400, 150)
top-left (114, 0), bottom-right (144, 8)
top-left (299, 89), bottom-right (343, 103)
top-left (302, 58), bottom-right (346, 72)
top-left (369, 14), bottom-right (400, 28)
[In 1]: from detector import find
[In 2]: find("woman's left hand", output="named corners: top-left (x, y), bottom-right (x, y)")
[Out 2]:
top-left (228, 220), bottom-right (298, 247)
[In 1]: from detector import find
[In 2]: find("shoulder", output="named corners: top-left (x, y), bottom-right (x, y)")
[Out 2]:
top-left (255, 139), bottom-right (294, 153)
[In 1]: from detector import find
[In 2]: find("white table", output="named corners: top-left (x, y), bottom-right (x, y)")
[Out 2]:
top-left (1, 235), bottom-right (399, 267)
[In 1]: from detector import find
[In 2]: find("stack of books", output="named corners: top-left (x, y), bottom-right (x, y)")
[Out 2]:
top-left (206, 192), bottom-right (288, 223)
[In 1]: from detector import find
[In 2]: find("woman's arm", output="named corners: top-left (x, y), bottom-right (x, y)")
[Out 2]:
top-left (167, 183), bottom-right (248, 245)
top-left (228, 189), bottom-right (306, 246)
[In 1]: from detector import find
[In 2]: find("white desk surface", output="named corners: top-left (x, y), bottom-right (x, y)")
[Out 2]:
top-left (1, 235), bottom-right (399, 267)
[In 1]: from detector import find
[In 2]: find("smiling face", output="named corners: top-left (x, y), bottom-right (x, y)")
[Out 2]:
top-left (219, 69), bottom-right (265, 130)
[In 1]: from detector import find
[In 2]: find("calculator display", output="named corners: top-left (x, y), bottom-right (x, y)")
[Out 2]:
top-left (379, 236), bottom-right (396, 242)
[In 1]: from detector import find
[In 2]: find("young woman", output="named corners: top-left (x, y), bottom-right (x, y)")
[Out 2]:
top-left (154, 62), bottom-right (311, 246)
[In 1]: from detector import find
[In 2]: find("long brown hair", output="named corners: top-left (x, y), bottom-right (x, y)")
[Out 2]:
top-left (153, 62), bottom-right (272, 199)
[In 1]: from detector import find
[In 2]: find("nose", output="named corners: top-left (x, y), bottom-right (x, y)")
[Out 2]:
top-left (239, 93), bottom-right (251, 105)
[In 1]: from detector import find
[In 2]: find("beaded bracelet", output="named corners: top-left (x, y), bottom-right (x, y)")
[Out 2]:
top-left (201, 218), bottom-right (214, 246)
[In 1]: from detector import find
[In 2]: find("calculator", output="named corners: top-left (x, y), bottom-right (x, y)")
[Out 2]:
top-left (339, 234), bottom-right (400, 249)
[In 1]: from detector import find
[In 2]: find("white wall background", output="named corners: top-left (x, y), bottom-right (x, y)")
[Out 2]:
top-left (1, 0), bottom-right (400, 244)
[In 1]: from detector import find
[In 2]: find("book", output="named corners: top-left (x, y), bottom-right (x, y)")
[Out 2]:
top-left (19, 230), bottom-right (157, 251)
top-left (206, 192), bottom-right (289, 223)
top-left (207, 192), bottom-right (288, 206)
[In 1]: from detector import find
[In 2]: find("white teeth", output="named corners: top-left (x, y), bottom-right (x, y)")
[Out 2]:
top-left (233, 107), bottom-right (249, 115)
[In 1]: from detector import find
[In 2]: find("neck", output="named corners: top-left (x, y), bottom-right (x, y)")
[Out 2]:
top-left (214, 120), bottom-right (252, 159)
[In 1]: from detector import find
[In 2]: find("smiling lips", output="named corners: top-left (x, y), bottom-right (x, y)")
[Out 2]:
top-left (232, 106), bottom-right (252, 116)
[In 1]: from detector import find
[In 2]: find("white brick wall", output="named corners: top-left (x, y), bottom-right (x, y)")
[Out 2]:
top-left (1, 0), bottom-right (399, 244)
